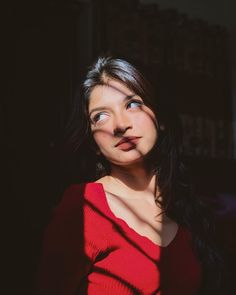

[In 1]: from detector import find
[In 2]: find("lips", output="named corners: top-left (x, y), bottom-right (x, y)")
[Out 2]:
top-left (115, 136), bottom-right (140, 147)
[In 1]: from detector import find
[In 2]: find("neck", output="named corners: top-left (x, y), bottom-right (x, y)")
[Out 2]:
top-left (109, 164), bottom-right (157, 194)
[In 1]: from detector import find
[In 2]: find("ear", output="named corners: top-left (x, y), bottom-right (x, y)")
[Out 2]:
top-left (96, 149), bottom-right (101, 155)
top-left (160, 123), bottom-right (165, 131)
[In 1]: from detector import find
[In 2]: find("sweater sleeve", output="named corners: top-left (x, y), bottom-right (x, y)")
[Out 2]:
top-left (37, 184), bottom-right (101, 295)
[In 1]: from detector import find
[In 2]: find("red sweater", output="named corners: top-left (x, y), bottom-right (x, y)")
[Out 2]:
top-left (38, 183), bottom-right (202, 295)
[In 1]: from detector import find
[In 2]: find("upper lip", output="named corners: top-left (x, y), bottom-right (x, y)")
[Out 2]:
top-left (115, 136), bottom-right (140, 147)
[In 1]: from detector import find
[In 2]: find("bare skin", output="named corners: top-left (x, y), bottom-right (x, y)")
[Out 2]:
top-left (95, 166), bottom-right (179, 247)
top-left (90, 79), bottom-right (178, 247)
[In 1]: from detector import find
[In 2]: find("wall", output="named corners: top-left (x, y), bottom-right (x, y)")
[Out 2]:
top-left (140, 0), bottom-right (236, 158)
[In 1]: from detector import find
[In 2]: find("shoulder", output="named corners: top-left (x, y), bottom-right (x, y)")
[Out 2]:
top-left (61, 182), bottom-right (102, 201)
top-left (55, 182), bottom-right (105, 213)
top-left (51, 182), bottom-right (111, 232)
top-left (44, 182), bottom-right (111, 245)
top-left (178, 226), bottom-right (199, 253)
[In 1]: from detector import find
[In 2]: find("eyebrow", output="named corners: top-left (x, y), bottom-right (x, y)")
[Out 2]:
top-left (89, 94), bottom-right (137, 117)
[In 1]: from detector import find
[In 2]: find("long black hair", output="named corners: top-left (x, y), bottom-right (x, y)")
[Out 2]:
top-left (63, 56), bottom-right (226, 294)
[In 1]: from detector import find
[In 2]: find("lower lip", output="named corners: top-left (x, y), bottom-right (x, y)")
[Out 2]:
top-left (116, 138), bottom-right (139, 151)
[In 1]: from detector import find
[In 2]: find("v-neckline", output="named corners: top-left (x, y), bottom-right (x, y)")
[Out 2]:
top-left (93, 182), bottom-right (180, 251)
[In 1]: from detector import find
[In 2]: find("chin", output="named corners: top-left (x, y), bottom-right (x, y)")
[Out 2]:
top-left (105, 145), bottom-right (156, 167)
top-left (110, 155), bottom-right (147, 167)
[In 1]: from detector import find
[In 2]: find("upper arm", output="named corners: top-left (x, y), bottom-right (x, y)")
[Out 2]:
top-left (37, 185), bottom-right (97, 295)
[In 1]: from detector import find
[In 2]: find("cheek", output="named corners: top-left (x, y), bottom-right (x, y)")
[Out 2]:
top-left (92, 130), bottom-right (111, 149)
top-left (137, 114), bottom-right (157, 132)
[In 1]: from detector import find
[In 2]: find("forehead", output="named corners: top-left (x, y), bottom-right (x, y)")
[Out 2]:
top-left (88, 79), bottom-right (134, 110)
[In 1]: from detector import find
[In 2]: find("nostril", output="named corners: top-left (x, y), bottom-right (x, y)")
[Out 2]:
top-left (113, 126), bottom-right (131, 137)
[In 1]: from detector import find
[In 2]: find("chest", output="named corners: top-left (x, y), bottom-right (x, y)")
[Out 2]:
top-left (105, 191), bottom-right (178, 247)
top-left (90, 221), bottom-right (202, 295)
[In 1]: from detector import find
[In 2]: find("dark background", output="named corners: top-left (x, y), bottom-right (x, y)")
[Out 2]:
top-left (5, 0), bottom-right (236, 294)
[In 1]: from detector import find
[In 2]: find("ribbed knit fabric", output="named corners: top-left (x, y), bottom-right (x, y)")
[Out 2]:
top-left (38, 183), bottom-right (202, 295)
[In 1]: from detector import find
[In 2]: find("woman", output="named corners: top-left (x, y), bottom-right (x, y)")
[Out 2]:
top-left (38, 56), bottom-right (224, 294)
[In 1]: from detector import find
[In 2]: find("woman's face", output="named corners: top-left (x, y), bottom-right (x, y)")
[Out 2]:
top-left (88, 79), bottom-right (158, 168)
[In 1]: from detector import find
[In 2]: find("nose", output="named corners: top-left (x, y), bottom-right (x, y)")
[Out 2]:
top-left (113, 112), bottom-right (132, 136)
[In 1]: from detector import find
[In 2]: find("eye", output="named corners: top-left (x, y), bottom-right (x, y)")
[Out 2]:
top-left (126, 99), bottom-right (143, 109)
top-left (91, 112), bottom-right (109, 123)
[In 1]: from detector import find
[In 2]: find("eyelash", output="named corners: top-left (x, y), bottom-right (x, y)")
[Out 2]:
top-left (91, 99), bottom-right (144, 124)
top-left (92, 113), bottom-right (107, 123)
top-left (126, 99), bottom-right (144, 109)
